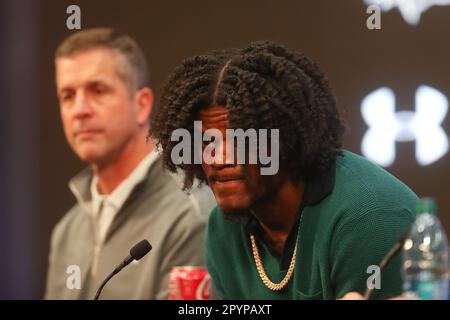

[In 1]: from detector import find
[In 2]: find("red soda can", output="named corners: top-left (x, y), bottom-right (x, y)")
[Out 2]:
top-left (168, 266), bottom-right (211, 300)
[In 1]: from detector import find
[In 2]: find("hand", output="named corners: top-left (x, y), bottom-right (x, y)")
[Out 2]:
top-left (340, 291), bottom-right (405, 300)
top-left (340, 292), bottom-right (365, 300)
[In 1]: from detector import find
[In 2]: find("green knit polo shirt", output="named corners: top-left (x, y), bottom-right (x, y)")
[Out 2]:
top-left (205, 151), bottom-right (418, 300)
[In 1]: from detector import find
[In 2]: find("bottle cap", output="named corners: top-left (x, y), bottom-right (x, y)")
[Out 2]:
top-left (416, 197), bottom-right (437, 214)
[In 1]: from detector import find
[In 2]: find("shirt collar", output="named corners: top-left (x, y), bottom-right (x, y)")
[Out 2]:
top-left (300, 160), bottom-right (336, 208)
top-left (69, 150), bottom-right (159, 217)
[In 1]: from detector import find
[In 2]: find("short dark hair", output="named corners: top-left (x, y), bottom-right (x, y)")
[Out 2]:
top-left (55, 28), bottom-right (149, 92)
top-left (151, 41), bottom-right (346, 190)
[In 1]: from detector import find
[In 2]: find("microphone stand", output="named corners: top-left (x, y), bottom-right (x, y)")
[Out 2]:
top-left (364, 230), bottom-right (410, 300)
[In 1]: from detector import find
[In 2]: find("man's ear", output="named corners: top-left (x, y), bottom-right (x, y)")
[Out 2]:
top-left (135, 87), bottom-right (153, 125)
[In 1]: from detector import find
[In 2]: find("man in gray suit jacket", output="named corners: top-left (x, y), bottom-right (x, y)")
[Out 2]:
top-left (45, 28), bottom-right (215, 299)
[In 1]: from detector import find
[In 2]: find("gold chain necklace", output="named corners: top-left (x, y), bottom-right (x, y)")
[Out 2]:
top-left (250, 234), bottom-right (297, 291)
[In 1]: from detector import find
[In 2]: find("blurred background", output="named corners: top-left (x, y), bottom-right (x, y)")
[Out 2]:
top-left (0, 0), bottom-right (449, 299)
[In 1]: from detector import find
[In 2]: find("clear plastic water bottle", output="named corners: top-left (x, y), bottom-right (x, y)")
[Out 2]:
top-left (402, 198), bottom-right (450, 300)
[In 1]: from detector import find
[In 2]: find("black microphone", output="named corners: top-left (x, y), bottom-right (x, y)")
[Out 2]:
top-left (363, 229), bottom-right (410, 300)
top-left (94, 239), bottom-right (152, 300)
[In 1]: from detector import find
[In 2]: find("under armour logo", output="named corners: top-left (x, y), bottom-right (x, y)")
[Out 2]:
top-left (361, 85), bottom-right (448, 166)
top-left (364, 0), bottom-right (450, 25)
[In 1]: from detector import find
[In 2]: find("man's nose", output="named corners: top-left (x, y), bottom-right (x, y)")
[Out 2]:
top-left (72, 92), bottom-right (94, 118)
top-left (209, 139), bottom-right (235, 169)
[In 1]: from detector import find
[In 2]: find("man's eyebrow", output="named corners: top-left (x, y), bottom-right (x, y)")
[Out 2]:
top-left (58, 86), bottom-right (74, 94)
top-left (199, 112), bottom-right (229, 122)
top-left (60, 78), bottom-right (111, 90)
top-left (86, 78), bottom-right (111, 86)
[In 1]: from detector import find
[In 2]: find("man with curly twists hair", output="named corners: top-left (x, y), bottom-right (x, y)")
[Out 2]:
top-left (151, 41), bottom-right (417, 299)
